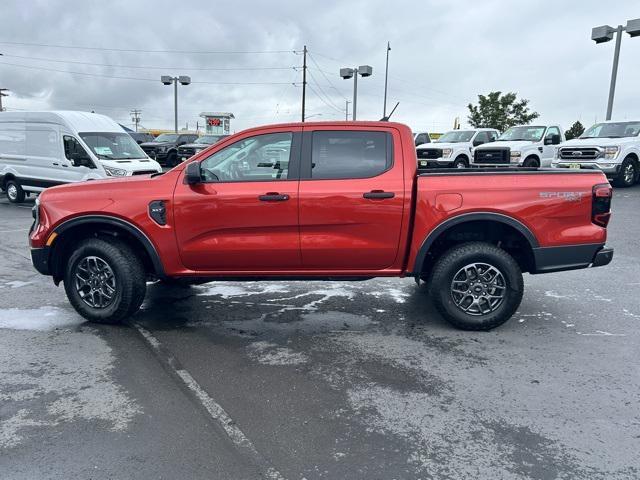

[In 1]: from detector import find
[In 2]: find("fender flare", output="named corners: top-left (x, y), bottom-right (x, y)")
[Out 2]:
top-left (410, 212), bottom-right (539, 275)
top-left (52, 215), bottom-right (166, 278)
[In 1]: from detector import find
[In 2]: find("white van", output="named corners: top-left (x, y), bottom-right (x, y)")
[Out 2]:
top-left (0, 111), bottom-right (162, 203)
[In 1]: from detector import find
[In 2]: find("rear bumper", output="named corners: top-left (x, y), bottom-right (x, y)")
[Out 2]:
top-left (532, 243), bottom-right (613, 274)
top-left (30, 247), bottom-right (51, 276)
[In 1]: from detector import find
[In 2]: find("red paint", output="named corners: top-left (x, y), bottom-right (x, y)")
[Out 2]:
top-left (30, 121), bottom-right (611, 279)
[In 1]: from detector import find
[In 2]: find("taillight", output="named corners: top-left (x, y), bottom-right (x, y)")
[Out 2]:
top-left (592, 183), bottom-right (612, 227)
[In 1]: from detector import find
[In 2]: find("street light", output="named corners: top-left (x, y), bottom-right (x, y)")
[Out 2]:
top-left (340, 65), bottom-right (372, 121)
top-left (161, 75), bottom-right (191, 132)
top-left (591, 18), bottom-right (640, 120)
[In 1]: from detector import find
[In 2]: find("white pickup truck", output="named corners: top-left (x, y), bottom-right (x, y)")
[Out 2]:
top-left (416, 128), bottom-right (499, 168)
top-left (413, 131), bottom-right (431, 147)
top-left (552, 120), bottom-right (640, 187)
top-left (473, 125), bottom-right (564, 168)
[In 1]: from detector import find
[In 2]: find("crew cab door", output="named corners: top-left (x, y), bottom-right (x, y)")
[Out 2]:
top-left (173, 128), bottom-right (302, 271)
top-left (298, 127), bottom-right (405, 270)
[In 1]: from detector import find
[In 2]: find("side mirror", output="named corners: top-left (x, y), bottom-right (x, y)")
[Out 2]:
top-left (185, 161), bottom-right (202, 184)
top-left (473, 139), bottom-right (484, 147)
top-left (545, 134), bottom-right (561, 145)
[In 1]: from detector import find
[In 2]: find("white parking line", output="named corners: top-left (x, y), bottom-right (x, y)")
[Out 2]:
top-left (0, 229), bottom-right (28, 233)
top-left (133, 324), bottom-right (285, 480)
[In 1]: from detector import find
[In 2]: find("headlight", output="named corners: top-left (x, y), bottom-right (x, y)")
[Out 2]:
top-left (510, 151), bottom-right (521, 162)
top-left (603, 146), bottom-right (619, 160)
top-left (104, 166), bottom-right (128, 177)
top-left (441, 148), bottom-right (453, 158)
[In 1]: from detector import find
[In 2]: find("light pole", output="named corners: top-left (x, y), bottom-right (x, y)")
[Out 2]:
top-left (591, 18), bottom-right (640, 120)
top-left (340, 65), bottom-right (372, 121)
top-left (161, 75), bottom-right (191, 132)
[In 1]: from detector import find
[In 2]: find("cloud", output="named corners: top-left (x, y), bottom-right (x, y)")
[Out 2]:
top-left (0, 0), bottom-right (638, 133)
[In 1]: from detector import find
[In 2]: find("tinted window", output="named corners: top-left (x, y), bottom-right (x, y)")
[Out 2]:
top-left (415, 133), bottom-right (429, 145)
top-left (200, 132), bottom-right (292, 182)
top-left (63, 135), bottom-right (93, 167)
top-left (488, 131), bottom-right (498, 142)
top-left (546, 127), bottom-right (560, 140)
top-left (311, 131), bottom-right (390, 180)
top-left (26, 128), bottom-right (59, 157)
top-left (474, 131), bottom-right (489, 145)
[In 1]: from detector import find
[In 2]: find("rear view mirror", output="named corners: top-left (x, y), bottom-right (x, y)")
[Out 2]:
top-left (185, 162), bottom-right (202, 184)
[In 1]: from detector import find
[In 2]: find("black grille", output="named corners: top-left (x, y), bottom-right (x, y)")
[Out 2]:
top-left (141, 146), bottom-right (156, 155)
top-left (474, 148), bottom-right (510, 164)
top-left (417, 148), bottom-right (442, 159)
top-left (178, 147), bottom-right (196, 157)
top-left (559, 147), bottom-right (600, 160)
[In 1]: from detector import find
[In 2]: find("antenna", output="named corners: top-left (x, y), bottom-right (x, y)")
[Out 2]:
top-left (380, 102), bottom-right (399, 121)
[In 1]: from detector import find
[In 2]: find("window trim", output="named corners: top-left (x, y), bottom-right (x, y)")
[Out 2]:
top-left (300, 130), bottom-right (394, 181)
top-left (195, 130), bottom-right (302, 184)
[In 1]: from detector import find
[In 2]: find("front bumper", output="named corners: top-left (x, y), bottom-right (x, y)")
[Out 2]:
top-left (532, 244), bottom-right (613, 274)
top-left (552, 162), bottom-right (620, 176)
top-left (31, 247), bottom-right (51, 276)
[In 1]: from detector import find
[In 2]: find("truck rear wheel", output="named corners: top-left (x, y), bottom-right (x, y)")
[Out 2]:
top-left (6, 180), bottom-right (25, 203)
top-left (430, 242), bottom-right (523, 330)
top-left (63, 238), bottom-right (146, 324)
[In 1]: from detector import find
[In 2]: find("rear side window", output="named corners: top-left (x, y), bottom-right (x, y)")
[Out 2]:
top-left (310, 131), bottom-right (391, 180)
top-left (26, 129), bottom-right (59, 157)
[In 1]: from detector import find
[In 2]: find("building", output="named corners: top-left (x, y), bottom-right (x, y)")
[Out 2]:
top-left (199, 112), bottom-right (234, 135)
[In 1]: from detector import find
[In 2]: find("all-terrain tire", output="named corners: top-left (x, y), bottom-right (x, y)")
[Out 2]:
top-left (64, 237), bottom-right (146, 324)
top-left (430, 242), bottom-right (523, 330)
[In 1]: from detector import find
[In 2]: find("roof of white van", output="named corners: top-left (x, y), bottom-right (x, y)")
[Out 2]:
top-left (0, 111), bottom-right (124, 133)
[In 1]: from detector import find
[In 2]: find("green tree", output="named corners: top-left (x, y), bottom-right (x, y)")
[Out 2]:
top-left (467, 91), bottom-right (540, 132)
top-left (565, 120), bottom-right (585, 140)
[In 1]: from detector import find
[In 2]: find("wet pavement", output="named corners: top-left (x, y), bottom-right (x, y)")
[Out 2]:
top-left (1, 185), bottom-right (639, 479)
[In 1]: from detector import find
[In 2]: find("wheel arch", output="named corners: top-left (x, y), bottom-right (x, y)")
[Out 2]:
top-left (49, 215), bottom-right (166, 283)
top-left (411, 213), bottom-right (539, 277)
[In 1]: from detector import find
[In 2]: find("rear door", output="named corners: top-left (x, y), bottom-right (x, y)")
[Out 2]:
top-left (173, 128), bottom-right (302, 271)
top-left (298, 127), bottom-right (405, 270)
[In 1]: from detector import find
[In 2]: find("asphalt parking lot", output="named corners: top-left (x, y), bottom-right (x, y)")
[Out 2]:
top-left (1, 186), bottom-right (639, 480)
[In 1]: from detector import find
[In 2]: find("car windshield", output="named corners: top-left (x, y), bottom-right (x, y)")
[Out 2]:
top-left (498, 126), bottom-right (546, 142)
top-left (79, 132), bottom-right (148, 160)
top-left (194, 135), bottom-right (223, 145)
top-left (154, 133), bottom-right (179, 142)
top-left (580, 122), bottom-right (640, 139)
top-left (436, 130), bottom-right (475, 143)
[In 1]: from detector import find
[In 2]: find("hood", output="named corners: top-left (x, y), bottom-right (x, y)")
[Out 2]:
top-left (476, 140), bottom-right (534, 151)
top-left (140, 141), bottom-right (172, 148)
top-left (561, 136), bottom-right (639, 147)
top-left (179, 143), bottom-right (210, 149)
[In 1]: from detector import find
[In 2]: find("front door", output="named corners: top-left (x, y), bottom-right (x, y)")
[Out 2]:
top-left (298, 128), bottom-right (405, 270)
top-left (173, 129), bottom-right (301, 271)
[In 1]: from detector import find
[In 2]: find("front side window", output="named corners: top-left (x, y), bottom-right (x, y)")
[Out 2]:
top-left (545, 127), bottom-right (561, 143)
top-left (63, 135), bottom-right (95, 168)
top-left (488, 131), bottom-right (498, 142)
top-left (200, 132), bottom-right (292, 182)
top-left (498, 126), bottom-right (546, 142)
top-left (79, 132), bottom-right (147, 160)
top-left (415, 133), bottom-right (429, 145)
top-left (473, 131), bottom-right (489, 145)
top-left (311, 131), bottom-right (391, 180)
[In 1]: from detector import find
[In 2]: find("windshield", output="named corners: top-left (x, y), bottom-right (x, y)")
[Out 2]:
top-left (437, 130), bottom-right (475, 143)
top-left (195, 135), bottom-right (223, 145)
top-left (580, 122), bottom-right (640, 139)
top-left (79, 132), bottom-right (148, 160)
top-left (498, 126), bottom-right (546, 142)
top-left (154, 133), bottom-right (179, 142)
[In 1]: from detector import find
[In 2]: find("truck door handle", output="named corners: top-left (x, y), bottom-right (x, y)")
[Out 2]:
top-left (259, 193), bottom-right (289, 202)
top-left (363, 190), bottom-right (395, 199)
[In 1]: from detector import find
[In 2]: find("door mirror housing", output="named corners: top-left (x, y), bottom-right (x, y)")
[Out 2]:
top-left (545, 134), bottom-right (561, 145)
top-left (185, 161), bottom-right (203, 184)
top-left (70, 153), bottom-right (93, 168)
top-left (473, 139), bottom-right (484, 146)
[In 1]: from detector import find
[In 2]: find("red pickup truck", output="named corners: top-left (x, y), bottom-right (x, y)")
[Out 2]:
top-left (29, 121), bottom-right (613, 330)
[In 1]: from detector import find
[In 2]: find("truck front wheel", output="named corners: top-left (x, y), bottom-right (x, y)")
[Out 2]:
top-left (613, 157), bottom-right (637, 188)
top-left (430, 242), bottom-right (523, 330)
top-left (63, 238), bottom-right (146, 324)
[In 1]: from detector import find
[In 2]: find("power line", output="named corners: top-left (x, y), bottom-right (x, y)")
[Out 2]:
top-left (0, 61), bottom-right (294, 85)
top-left (307, 53), bottom-right (347, 100)
top-left (306, 83), bottom-right (344, 114)
top-left (306, 69), bottom-right (344, 112)
top-left (0, 40), bottom-right (294, 54)
top-left (0, 54), bottom-right (297, 71)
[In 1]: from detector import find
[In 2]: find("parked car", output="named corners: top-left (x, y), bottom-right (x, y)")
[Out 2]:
top-left (177, 134), bottom-right (228, 162)
top-left (128, 131), bottom-right (155, 145)
top-left (473, 125), bottom-right (564, 168)
top-left (140, 132), bottom-right (199, 167)
top-left (417, 128), bottom-right (499, 169)
top-left (414, 131), bottom-right (431, 147)
top-left (552, 120), bottom-right (640, 187)
top-left (30, 121), bottom-right (613, 331)
top-left (0, 111), bottom-right (162, 203)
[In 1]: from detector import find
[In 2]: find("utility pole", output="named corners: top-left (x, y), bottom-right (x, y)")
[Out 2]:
top-left (301, 45), bottom-right (307, 122)
top-left (345, 100), bottom-right (350, 121)
top-left (130, 109), bottom-right (141, 132)
top-left (383, 42), bottom-right (391, 118)
top-left (0, 88), bottom-right (9, 112)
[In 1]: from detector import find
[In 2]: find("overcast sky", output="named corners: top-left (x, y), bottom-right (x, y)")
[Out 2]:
top-left (1, 0), bottom-right (639, 133)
